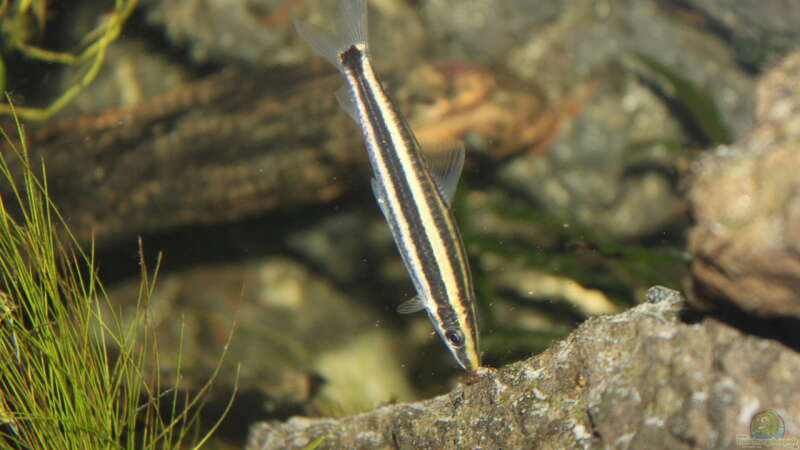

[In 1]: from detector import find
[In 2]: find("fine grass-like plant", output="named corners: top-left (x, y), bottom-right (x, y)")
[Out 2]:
top-left (0, 109), bottom-right (233, 448)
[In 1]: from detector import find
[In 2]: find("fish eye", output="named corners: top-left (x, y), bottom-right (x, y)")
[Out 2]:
top-left (444, 329), bottom-right (464, 347)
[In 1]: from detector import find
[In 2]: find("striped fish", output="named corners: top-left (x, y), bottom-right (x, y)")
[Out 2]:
top-left (294, 0), bottom-right (484, 372)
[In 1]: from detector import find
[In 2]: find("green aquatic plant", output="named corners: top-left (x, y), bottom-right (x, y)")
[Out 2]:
top-left (633, 52), bottom-right (734, 148)
top-left (469, 196), bottom-right (687, 299)
top-left (0, 106), bottom-right (234, 448)
top-left (622, 53), bottom-right (739, 176)
top-left (302, 434), bottom-right (330, 450)
top-left (0, 0), bottom-right (137, 120)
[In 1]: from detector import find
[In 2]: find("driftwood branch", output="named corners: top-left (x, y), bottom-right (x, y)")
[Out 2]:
top-left (3, 62), bottom-right (565, 248)
top-left (5, 68), bottom-right (357, 247)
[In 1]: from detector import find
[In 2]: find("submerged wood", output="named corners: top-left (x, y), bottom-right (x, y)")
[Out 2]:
top-left (1, 68), bottom-right (359, 247)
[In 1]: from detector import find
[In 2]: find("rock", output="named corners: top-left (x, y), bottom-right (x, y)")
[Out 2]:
top-left (688, 50), bottom-right (800, 318)
top-left (245, 287), bottom-right (800, 449)
top-left (142, 0), bottom-right (301, 66)
top-left (141, 0), bottom-right (425, 69)
top-left (103, 255), bottom-right (417, 422)
top-left (426, 0), bottom-right (757, 239)
top-left (678, 0), bottom-right (800, 70)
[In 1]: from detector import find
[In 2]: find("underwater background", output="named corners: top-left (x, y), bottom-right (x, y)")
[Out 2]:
top-left (1, 0), bottom-right (799, 448)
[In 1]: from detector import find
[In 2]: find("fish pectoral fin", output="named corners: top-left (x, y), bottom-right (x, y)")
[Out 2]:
top-left (336, 86), bottom-right (358, 121)
top-left (396, 296), bottom-right (426, 314)
top-left (426, 143), bottom-right (466, 206)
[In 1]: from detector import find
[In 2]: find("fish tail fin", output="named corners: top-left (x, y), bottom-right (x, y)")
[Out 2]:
top-left (294, 0), bottom-right (368, 70)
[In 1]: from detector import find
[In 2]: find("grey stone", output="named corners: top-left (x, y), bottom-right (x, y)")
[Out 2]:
top-left (246, 288), bottom-right (800, 449)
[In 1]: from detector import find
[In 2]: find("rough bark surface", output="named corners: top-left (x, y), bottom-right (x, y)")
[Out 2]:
top-left (2, 68), bottom-right (358, 247)
top-left (688, 50), bottom-right (800, 318)
top-left (245, 287), bottom-right (800, 449)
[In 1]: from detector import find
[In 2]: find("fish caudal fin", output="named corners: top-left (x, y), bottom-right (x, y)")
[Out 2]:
top-left (294, 0), bottom-right (368, 70)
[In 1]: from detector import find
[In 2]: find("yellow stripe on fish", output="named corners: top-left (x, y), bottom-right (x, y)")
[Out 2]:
top-left (294, 0), bottom-right (482, 372)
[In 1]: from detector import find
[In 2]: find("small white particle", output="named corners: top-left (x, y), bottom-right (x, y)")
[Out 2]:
top-left (573, 422), bottom-right (593, 441)
top-left (613, 433), bottom-right (634, 447)
top-left (644, 416), bottom-right (664, 427)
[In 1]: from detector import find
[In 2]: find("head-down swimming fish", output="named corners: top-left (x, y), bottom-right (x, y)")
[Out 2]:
top-left (295, 0), bottom-right (484, 372)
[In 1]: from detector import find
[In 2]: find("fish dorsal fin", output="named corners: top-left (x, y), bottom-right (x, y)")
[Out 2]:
top-left (336, 86), bottom-right (358, 121)
top-left (426, 143), bottom-right (466, 206)
top-left (397, 296), bottom-right (426, 314)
